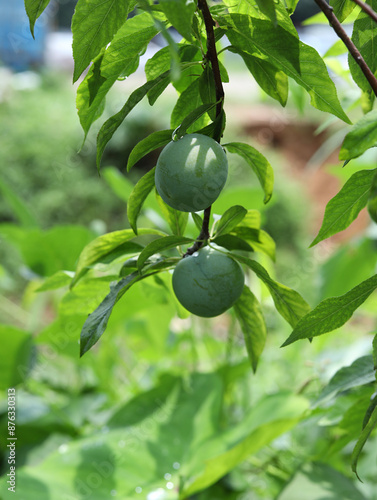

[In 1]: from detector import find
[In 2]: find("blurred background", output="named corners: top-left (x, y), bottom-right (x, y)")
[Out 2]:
top-left (0, 0), bottom-right (377, 498)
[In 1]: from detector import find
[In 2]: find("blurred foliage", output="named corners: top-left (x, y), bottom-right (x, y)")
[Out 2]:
top-left (0, 72), bottom-right (162, 231)
top-left (0, 152), bottom-right (376, 497)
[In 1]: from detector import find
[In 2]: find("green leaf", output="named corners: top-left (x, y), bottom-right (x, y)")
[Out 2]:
top-left (174, 103), bottom-right (218, 139)
top-left (234, 285), bottom-right (267, 372)
top-left (230, 227), bottom-right (276, 261)
top-left (87, 50), bottom-right (107, 106)
top-left (229, 47), bottom-right (288, 106)
top-left (195, 109), bottom-right (227, 141)
top-left (254, 0), bottom-right (277, 25)
top-left (0, 325), bottom-right (33, 389)
top-left (37, 270), bottom-right (74, 292)
top-left (159, 0), bottom-right (196, 41)
top-left (319, 238), bottom-right (377, 300)
top-left (71, 227), bottom-right (165, 287)
top-left (24, 0), bottom-right (51, 38)
top-left (0, 373), bottom-right (223, 497)
top-left (198, 66), bottom-right (217, 120)
top-left (96, 71), bottom-right (170, 169)
top-left (373, 334), bottom-right (377, 370)
top-left (142, 256), bottom-right (181, 274)
top-left (0, 225), bottom-right (95, 277)
top-left (152, 16), bottom-right (181, 81)
top-left (213, 205), bottom-right (248, 237)
top-left (219, 14), bottom-right (351, 124)
top-left (145, 47), bottom-right (172, 104)
top-left (349, 0), bottom-right (377, 92)
top-left (0, 176), bottom-right (38, 227)
top-left (78, 14), bottom-right (162, 140)
top-left (282, 274), bottom-right (377, 347)
top-left (352, 404), bottom-right (377, 480)
top-left (313, 356), bottom-right (376, 408)
top-left (279, 462), bottom-right (366, 500)
top-left (171, 78), bottom-right (210, 130)
top-left (224, 142), bottom-right (274, 203)
top-left (222, 0), bottom-right (295, 33)
top-left (71, 0), bottom-right (135, 82)
top-left (156, 193), bottom-right (189, 236)
top-left (285, 0), bottom-right (301, 15)
top-left (76, 54), bottom-right (108, 134)
top-left (310, 169), bottom-right (376, 246)
top-left (213, 234), bottom-right (254, 252)
top-left (330, 0), bottom-right (357, 23)
top-left (144, 45), bottom-right (200, 104)
top-left (102, 166), bottom-right (135, 203)
top-left (368, 169), bottom-right (377, 223)
top-left (324, 39), bottom-right (348, 58)
top-left (191, 212), bottom-right (203, 231)
top-left (340, 110), bottom-right (377, 161)
top-left (80, 272), bottom-right (150, 356)
top-left (362, 393), bottom-right (377, 428)
top-left (137, 236), bottom-right (193, 271)
top-left (233, 256), bottom-right (311, 327)
top-left (127, 129), bottom-right (173, 171)
top-left (181, 392), bottom-right (309, 497)
top-left (145, 45), bottom-right (170, 79)
top-left (238, 209), bottom-right (261, 229)
top-left (127, 168), bottom-right (156, 234)
top-left (361, 88), bottom-right (375, 114)
top-left (0, 373), bottom-right (309, 499)
top-left (303, 7), bottom-right (360, 25)
top-left (250, 229), bottom-right (276, 261)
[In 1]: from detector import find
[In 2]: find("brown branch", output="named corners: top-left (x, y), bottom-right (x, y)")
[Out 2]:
top-left (314, 0), bottom-right (377, 97)
top-left (184, 0), bottom-right (225, 258)
top-left (351, 0), bottom-right (377, 23)
top-left (198, 0), bottom-right (225, 122)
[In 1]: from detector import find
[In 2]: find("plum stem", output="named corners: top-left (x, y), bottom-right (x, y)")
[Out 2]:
top-left (184, 0), bottom-right (225, 258)
top-left (184, 207), bottom-right (211, 257)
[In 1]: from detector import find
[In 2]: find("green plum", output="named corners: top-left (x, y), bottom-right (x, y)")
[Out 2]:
top-left (155, 133), bottom-right (228, 212)
top-left (172, 245), bottom-right (244, 317)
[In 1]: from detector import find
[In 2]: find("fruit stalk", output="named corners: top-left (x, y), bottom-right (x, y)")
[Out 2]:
top-left (184, 0), bottom-right (225, 257)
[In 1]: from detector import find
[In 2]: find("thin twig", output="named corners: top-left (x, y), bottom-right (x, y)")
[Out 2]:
top-left (184, 0), bottom-right (225, 257)
top-left (351, 0), bottom-right (377, 23)
top-left (314, 0), bottom-right (377, 97)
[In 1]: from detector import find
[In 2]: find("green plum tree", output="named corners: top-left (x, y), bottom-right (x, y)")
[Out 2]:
top-left (155, 133), bottom-right (228, 212)
top-left (172, 244), bottom-right (244, 317)
top-left (23, 0), bottom-right (377, 484)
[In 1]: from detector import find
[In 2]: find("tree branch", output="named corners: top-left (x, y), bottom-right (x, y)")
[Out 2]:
top-left (314, 0), bottom-right (377, 97)
top-left (184, 0), bottom-right (225, 258)
top-left (198, 0), bottom-right (224, 122)
top-left (351, 0), bottom-right (377, 23)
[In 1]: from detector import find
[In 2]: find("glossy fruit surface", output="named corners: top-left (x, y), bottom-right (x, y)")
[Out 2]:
top-left (155, 133), bottom-right (228, 212)
top-left (172, 245), bottom-right (244, 317)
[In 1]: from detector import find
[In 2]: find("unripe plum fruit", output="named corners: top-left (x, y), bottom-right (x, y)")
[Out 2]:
top-left (155, 133), bottom-right (228, 212)
top-left (172, 245), bottom-right (244, 317)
